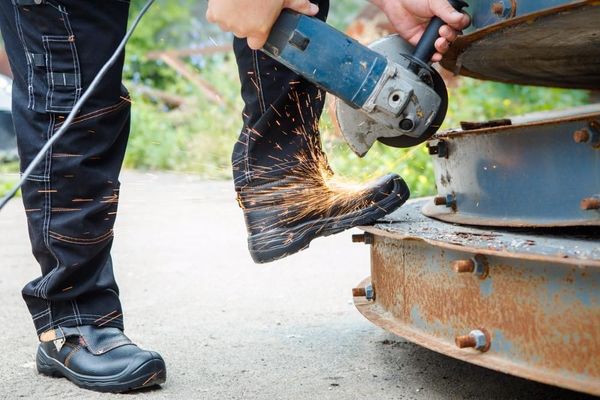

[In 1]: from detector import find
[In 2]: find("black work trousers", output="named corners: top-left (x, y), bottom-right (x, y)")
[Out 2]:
top-left (0, 0), bottom-right (329, 335)
top-left (232, 1), bottom-right (330, 187)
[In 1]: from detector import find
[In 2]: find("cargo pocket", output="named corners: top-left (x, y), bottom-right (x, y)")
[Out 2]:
top-left (42, 36), bottom-right (82, 113)
top-left (12, 0), bottom-right (82, 114)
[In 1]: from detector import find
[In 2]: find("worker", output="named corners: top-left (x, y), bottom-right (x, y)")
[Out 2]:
top-left (0, 0), bottom-right (469, 393)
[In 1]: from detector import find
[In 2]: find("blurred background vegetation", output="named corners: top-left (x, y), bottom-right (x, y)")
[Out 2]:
top-left (0, 0), bottom-right (591, 198)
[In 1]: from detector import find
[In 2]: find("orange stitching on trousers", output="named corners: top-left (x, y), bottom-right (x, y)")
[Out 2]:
top-left (53, 97), bottom-right (130, 128)
top-left (48, 229), bottom-right (114, 245)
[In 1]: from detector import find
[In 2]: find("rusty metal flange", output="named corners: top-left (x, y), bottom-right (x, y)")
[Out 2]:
top-left (442, 0), bottom-right (600, 89)
top-left (355, 199), bottom-right (600, 396)
top-left (423, 105), bottom-right (600, 227)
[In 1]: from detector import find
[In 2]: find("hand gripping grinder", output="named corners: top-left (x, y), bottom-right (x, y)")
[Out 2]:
top-left (262, 0), bottom-right (468, 157)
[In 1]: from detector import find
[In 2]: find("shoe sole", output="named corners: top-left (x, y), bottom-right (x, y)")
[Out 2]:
top-left (248, 177), bottom-right (409, 263)
top-left (36, 346), bottom-right (166, 393)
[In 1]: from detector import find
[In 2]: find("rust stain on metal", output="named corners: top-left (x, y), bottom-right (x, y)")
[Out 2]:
top-left (460, 119), bottom-right (512, 131)
top-left (492, 0), bottom-right (518, 18)
top-left (436, 109), bottom-right (600, 139)
top-left (362, 235), bottom-right (600, 396)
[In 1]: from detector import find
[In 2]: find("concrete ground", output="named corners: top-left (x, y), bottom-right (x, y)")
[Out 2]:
top-left (0, 172), bottom-right (595, 400)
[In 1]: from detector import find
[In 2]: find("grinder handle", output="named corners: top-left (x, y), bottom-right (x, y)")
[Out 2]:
top-left (412, 0), bottom-right (469, 63)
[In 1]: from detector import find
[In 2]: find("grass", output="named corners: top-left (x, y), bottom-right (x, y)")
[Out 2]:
top-left (0, 161), bottom-right (19, 199)
top-left (124, 55), bottom-right (243, 178)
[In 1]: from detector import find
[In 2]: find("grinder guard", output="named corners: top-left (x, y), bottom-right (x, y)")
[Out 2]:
top-left (336, 35), bottom-right (449, 156)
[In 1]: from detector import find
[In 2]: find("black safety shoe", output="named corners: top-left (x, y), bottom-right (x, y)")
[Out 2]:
top-left (238, 171), bottom-right (409, 263)
top-left (36, 325), bottom-right (166, 393)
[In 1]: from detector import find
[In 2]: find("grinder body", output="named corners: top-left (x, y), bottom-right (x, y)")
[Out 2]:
top-left (261, 10), bottom-right (455, 157)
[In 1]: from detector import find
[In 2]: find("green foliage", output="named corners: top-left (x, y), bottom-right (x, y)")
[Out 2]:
top-left (124, 56), bottom-right (242, 178)
top-left (0, 161), bottom-right (19, 198)
top-left (126, 0), bottom-right (198, 88)
top-left (443, 79), bottom-right (590, 128)
top-left (328, 0), bottom-right (366, 29)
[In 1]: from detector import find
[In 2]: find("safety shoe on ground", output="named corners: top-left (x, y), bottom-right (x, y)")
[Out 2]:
top-left (238, 170), bottom-right (409, 263)
top-left (36, 325), bottom-right (166, 393)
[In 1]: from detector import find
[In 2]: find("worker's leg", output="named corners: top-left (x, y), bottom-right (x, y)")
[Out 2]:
top-left (0, 0), bottom-right (129, 335)
top-left (233, 1), bottom-right (410, 263)
top-left (232, 1), bottom-right (330, 188)
top-left (0, 0), bottom-right (165, 392)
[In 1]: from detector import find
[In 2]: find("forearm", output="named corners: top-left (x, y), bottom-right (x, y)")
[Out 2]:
top-left (206, 0), bottom-right (319, 50)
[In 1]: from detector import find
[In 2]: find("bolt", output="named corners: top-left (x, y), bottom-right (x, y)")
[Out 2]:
top-left (455, 329), bottom-right (491, 352)
top-left (453, 259), bottom-right (475, 273)
top-left (581, 197), bottom-right (600, 210)
top-left (352, 234), bottom-right (365, 243)
top-left (352, 233), bottom-right (373, 244)
top-left (352, 284), bottom-right (374, 300)
top-left (433, 196), bottom-right (447, 206)
top-left (427, 140), bottom-right (449, 158)
top-left (575, 121), bottom-right (600, 148)
top-left (491, 2), bottom-right (504, 15)
top-left (399, 118), bottom-right (415, 132)
top-left (455, 335), bottom-right (477, 348)
top-left (453, 254), bottom-right (489, 278)
top-left (434, 194), bottom-right (456, 208)
top-left (573, 129), bottom-right (591, 143)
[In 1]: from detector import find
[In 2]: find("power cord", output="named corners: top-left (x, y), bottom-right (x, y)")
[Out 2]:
top-left (0, 0), bottom-right (156, 212)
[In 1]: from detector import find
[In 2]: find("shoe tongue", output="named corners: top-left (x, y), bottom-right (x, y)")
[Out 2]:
top-left (40, 326), bottom-right (133, 355)
top-left (77, 326), bottom-right (134, 355)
